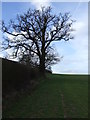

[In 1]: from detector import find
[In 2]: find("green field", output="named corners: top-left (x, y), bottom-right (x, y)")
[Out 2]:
top-left (3, 74), bottom-right (88, 118)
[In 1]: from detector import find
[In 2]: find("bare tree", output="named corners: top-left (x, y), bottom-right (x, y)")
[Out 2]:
top-left (2, 6), bottom-right (74, 75)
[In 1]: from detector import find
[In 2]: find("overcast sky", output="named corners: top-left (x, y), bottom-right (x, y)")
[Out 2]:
top-left (0, 1), bottom-right (88, 74)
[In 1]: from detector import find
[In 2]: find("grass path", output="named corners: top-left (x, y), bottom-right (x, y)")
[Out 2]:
top-left (3, 74), bottom-right (88, 118)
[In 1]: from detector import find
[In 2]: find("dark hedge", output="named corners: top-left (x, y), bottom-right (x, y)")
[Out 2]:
top-left (2, 58), bottom-right (40, 97)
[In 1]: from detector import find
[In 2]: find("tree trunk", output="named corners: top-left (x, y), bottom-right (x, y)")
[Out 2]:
top-left (39, 53), bottom-right (45, 76)
top-left (40, 27), bottom-right (46, 76)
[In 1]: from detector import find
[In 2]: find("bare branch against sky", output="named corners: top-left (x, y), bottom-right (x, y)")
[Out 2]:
top-left (0, 1), bottom-right (88, 74)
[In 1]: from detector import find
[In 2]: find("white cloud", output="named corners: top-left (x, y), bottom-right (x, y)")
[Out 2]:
top-left (5, 31), bottom-right (28, 42)
top-left (72, 22), bottom-right (85, 34)
top-left (31, 0), bottom-right (51, 10)
top-left (52, 12), bottom-right (88, 74)
top-left (1, 2), bottom-right (88, 74)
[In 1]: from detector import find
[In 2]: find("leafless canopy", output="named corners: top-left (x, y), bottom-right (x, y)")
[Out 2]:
top-left (2, 6), bottom-right (74, 74)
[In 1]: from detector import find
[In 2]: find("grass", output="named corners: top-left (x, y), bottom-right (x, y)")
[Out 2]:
top-left (3, 74), bottom-right (88, 118)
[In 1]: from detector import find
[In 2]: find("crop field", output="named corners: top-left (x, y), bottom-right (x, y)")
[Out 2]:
top-left (3, 74), bottom-right (88, 118)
